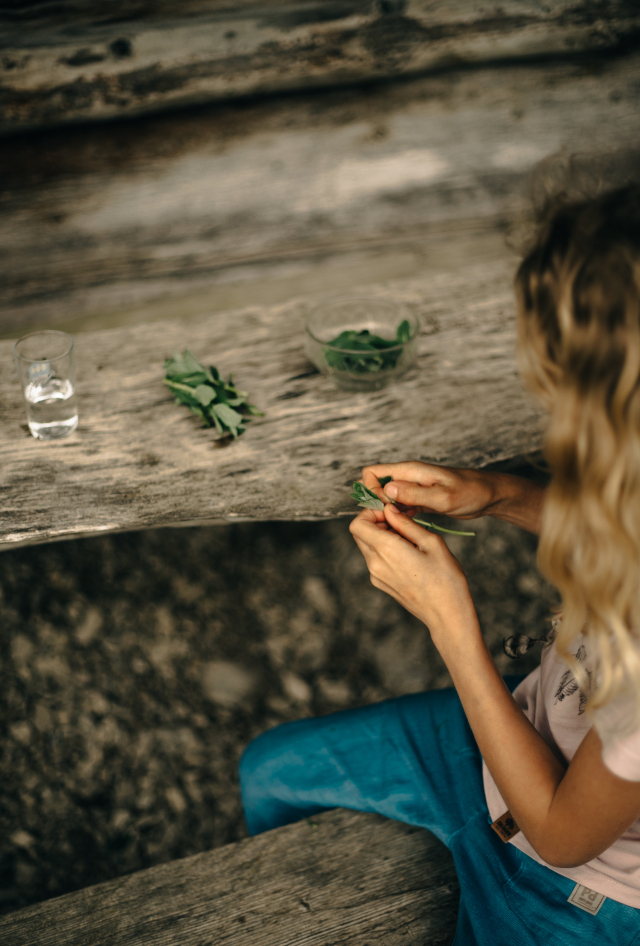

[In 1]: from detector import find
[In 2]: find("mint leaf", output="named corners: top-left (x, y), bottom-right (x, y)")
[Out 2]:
top-left (350, 481), bottom-right (384, 510)
top-left (164, 350), bottom-right (262, 439)
top-left (323, 320), bottom-right (412, 374)
top-left (181, 350), bottom-right (204, 375)
top-left (195, 384), bottom-right (216, 406)
top-left (396, 320), bottom-right (412, 344)
top-left (212, 402), bottom-right (245, 429)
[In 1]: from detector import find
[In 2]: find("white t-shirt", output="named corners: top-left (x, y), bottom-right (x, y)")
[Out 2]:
top-left (482, 627), bottom-right (640, 908)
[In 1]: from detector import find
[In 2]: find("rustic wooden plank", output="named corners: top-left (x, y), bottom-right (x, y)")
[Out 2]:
top-left (0, 263), bottom-right (546, 550)
top-left (0, 808), bottom-right (459, 946)
top-left (2, 1), bottom-right (638, 135)
top-left (2, 51), bottom-right (640, 339)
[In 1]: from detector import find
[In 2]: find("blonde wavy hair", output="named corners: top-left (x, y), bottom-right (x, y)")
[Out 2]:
top-left (515, 182), bottom-right (640, 737)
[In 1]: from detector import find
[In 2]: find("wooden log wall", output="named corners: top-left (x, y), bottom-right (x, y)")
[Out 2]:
top-left (2, 49), bottom-right (640, 339)
top-left (2, 2), bottom-right (639, 135)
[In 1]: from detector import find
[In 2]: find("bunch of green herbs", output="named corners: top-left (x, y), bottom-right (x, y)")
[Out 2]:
top-left (351, 477), bottom-right (475, 537)
top-left (324, 320), bottom-right (412, 374)
top-left (164, 349), bottom-right (262, 439)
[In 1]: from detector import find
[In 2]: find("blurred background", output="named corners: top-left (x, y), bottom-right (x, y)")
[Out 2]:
top-left (1, 0), bottom-right (638, 914)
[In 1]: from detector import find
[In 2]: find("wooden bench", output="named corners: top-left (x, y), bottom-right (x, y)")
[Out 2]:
top-left (0, 809), bottom-right (459, 946)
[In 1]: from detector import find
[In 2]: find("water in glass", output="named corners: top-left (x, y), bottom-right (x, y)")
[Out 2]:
top-left (24, 377), bottom-right (78, 439)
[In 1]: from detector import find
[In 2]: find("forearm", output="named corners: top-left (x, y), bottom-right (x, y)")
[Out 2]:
top-left (485, 472), bottom-right (545, 535)
top-left (441, 630), bottom-right (640, 867)
top-left (435, 623), bottom-right (569, 862)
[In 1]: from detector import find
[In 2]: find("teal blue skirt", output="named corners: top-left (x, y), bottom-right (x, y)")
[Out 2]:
top-left (239, 680), bottom-right (640, 946)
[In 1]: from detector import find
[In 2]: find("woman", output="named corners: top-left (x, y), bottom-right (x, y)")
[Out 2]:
top-left (240, 185), bottom-right (640, 944)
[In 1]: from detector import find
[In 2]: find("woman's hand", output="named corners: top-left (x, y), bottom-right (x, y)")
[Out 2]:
top-left (361, 461), bottom-right (545, 535)
top-left (349, 503), bottom-right (480, 646)
top-left (361, 461), bottom-right (499, 520)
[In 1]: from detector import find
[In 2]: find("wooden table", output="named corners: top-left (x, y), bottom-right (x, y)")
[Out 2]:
top-left (0, 261), bottom-right (545, 551)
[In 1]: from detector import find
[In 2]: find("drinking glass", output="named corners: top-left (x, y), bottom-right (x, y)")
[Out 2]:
top-left (14, 331), bottom-right (78, 440)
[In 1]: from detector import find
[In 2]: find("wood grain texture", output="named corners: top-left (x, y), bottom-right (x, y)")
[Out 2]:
top-left (0, 808), bottom-right (459, 946)
top-left (2, 51), bottom-right (640, 338)
top-left (0, 263), bottom-right (547, 549)
top-left (2, 1), bottom-right (639, 134)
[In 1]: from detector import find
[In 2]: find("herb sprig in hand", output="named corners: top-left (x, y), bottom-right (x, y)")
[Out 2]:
top-left (164, 349), bottom-right (263, 439)
top-left (351, 477), bottom-right (476, 537)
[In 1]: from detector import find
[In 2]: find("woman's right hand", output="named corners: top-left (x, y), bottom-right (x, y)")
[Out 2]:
top-left (361, 462), bottom-right (502, 521)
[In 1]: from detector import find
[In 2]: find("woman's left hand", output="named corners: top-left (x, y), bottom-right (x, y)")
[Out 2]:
top-left (349, 503), bottom-right (480, 648)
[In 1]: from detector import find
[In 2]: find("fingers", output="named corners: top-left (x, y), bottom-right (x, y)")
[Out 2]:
top-left (382, 479), bottom-right (449, 512)
top-left (352, 477), bottom-right (417, 518)
top-left (362, 461), bottom-right (446, 489)
top-left (350, 507), bottom-right (386, 526)
top-left (362, 462), bottom-right (454, 515)
top-left (353, 503), bottom-right (443, 562)
top-left (349, 508), bottom-right (388, 545)
top-left (351, 530), bottom-right (394, 590)
top-left (384, 504), bottom-right (446, 553)
top-left (352, 504), bottom-right (438, 555)
top-left (350, 520), bottom-right (415, 603)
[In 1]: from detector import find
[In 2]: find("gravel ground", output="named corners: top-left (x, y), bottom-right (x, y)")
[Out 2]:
top-left (0, 507), bottom-right (559, 915)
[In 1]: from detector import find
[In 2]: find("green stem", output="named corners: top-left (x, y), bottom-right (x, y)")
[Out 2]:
top-left (164, 379), bottom-right (196, 394)
top-left (413, 517), bottom-right (476, 537)
top-left (385, 492), bottom-right (476, 537)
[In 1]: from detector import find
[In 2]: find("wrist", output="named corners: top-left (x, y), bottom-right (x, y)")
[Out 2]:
top-left (426, 601), bottom-right (484, 660)
top-left (486, 473), bottom-right (545, 534)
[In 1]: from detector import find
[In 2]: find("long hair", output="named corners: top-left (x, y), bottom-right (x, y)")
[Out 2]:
top-left (515, 183), bottom-right (640, 737)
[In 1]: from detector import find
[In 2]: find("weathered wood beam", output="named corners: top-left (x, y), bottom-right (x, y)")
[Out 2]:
top-left (2, 1), bottom-right (639, 135)
top-left (0, 263), bottom-right (546, 550)
top-left (2, 52), bottom-right (639, 340)
top-left (0, 808), bottom-right (459, 946)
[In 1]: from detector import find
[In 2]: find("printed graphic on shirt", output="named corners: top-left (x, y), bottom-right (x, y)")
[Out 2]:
top-left (554, 668), bottom-right (580, 704)
top-left (567, 883), bottom-right (606, 915)
top-left (553, 644), bottom-right (592, 715)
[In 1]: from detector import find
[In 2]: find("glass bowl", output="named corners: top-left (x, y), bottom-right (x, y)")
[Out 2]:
top-left (304, 296), bottom-right (419, 391)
